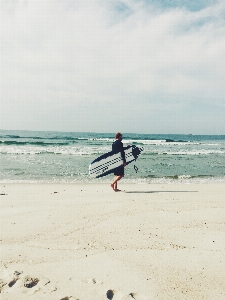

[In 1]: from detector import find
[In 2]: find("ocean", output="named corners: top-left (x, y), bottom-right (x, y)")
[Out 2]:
top-left (0, 129), bottom-right (225, 184)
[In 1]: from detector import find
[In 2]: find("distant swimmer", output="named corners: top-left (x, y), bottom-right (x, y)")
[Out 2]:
top-left (110, 132), bottom-right (126, 192)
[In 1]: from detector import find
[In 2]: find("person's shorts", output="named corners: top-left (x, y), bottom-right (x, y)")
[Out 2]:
top-left (114, 166), bottom-right (124, 176)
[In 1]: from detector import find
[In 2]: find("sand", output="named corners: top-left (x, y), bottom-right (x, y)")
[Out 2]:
top-left (0, 183), bottom-right (225, 300)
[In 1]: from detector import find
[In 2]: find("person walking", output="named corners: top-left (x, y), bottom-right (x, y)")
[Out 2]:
top-left (110, 132), bottom-right (126, 191)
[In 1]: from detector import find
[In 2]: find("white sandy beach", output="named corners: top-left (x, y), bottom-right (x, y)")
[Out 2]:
top-left (0, 183), bottom-right (225, 300)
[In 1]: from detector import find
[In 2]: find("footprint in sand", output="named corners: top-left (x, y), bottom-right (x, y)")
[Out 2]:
top-left (23, 276), bottom-right (39, 288)
top-left (18, 275), bottom-right (52, 295)
top-left (105, 289), bottom-right (124, 299)
top-left (121, 293), bottom-right (148, 300)
top-left (105, 290), bottom-right (148, 300)
top-left (0, 269), bottom-right (22, 293)
top-left (0, 278), bottom-right (7, 292)
top-left (84, 277), bottom-right (103, 285)
top-left (0, 268), bottom-right (54, 295)
top-left (106, 289), bottom-right (114, 299)
top-left (81, 277), bottom-right (148, 300)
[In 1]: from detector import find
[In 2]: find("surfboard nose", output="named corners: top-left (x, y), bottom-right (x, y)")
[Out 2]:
top-left (131, 146), bottom-right (144, 159)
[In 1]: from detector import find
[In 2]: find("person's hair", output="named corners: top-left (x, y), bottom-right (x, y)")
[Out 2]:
top-left (115, 132), bottom-right (122, 139)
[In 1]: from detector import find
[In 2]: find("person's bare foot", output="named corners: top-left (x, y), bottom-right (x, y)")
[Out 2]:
top-left (110, 183), bottom-right (115, 190)
top-left (114, 189), bottom-right (121, 192)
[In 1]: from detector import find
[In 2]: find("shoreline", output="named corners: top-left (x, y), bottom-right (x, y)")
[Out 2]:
top-left (0, 183), bottom-right (225, 299)
top-left (1, 175), bottom-right (225, 185)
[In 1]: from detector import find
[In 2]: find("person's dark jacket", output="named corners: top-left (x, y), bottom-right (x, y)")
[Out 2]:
top-left (112, 140), bottom-right (126, 163)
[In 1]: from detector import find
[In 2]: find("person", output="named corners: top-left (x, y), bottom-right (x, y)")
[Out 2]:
top-left (110, 132), bottom-right (126, 192)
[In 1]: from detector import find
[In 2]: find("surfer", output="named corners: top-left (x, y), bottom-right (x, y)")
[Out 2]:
top-left (110, 132), bottom-right (126, 192)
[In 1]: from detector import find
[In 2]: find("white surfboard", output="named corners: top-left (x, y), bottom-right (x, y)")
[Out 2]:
top-left (89, 145), bottom-right (144, 178)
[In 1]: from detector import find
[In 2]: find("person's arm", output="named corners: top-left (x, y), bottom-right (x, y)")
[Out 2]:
top-left (120, 142), bottom-right (126, 164)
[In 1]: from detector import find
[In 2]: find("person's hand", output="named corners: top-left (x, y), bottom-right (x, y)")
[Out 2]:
top-left (123, 162), bottom-right (126, 167)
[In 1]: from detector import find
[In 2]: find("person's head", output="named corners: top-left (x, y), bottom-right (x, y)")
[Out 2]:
top-left (115, 132), bottom-right (123, 140)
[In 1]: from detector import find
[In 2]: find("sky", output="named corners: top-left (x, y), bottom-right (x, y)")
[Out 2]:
top-left (1, 0), bottom-right (225, 134)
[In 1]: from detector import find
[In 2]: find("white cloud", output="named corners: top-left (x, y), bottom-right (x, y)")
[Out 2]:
top-left (1, 0), bottom-right (225, 133)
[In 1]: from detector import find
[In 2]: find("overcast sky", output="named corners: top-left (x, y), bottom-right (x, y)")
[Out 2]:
top-left (1, 0), bottom-right (225, 134)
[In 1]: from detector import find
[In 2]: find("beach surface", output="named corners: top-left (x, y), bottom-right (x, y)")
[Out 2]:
top-left (0, 183), bottom-right (224, 300)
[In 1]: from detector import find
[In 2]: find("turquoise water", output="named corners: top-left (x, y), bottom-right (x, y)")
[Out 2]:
top-left (0, 129), bottom-right (225, 183)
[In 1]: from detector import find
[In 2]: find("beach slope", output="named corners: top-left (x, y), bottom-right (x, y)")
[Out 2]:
top-left (0, 183), bottom-right (224, 299)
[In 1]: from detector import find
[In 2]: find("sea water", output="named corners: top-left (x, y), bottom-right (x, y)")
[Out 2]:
top-left (0, 129), bottom-right (225, 184)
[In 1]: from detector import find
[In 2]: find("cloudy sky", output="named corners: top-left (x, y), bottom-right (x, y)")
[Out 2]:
top-left (1, 0), bottom-right (225, 134)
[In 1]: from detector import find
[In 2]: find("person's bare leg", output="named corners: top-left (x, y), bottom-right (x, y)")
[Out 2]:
top-left (111, 176), bottom-right (117, 190)
top-left (114, 181), bottom-right (117, 190)
top-left (111, 175), bottom-right (124, 191)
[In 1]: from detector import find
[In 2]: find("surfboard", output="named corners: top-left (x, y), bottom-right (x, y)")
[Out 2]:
top-left (89, 145), bottom-right (144, 178)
